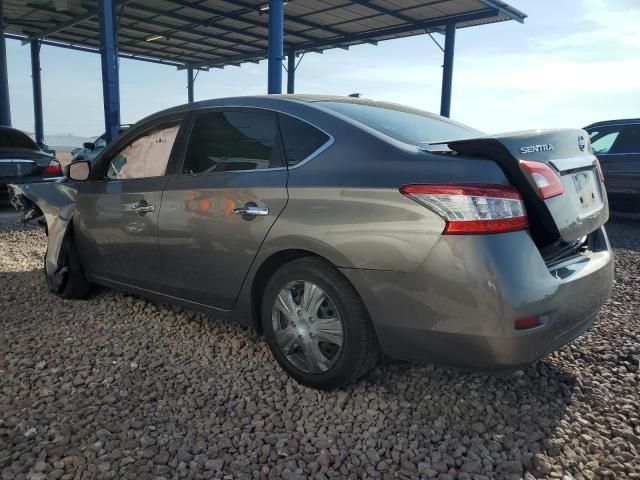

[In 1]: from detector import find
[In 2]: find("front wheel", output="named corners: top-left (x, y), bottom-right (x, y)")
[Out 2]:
top-left (45, 235), bottom-right (92, 300)
top-left (261, 257), bottom-right (379, 390)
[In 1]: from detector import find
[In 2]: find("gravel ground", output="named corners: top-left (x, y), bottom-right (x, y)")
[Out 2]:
top-left (0, 212), bottom-right (638, 480)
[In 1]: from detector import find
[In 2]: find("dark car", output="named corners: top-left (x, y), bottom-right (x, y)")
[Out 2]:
top-left (73, 125), bottom-right (131, 162)
top-left (9, 96), bottom-right (613, 389)
top-left (0, 126), bottom-right (63, 207)
top-left (36, 140), bottom-right (56, 157)
top-left (585, 119), bottom-right (640, 213)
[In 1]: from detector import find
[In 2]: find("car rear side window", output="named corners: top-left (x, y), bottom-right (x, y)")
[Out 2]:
top-left (609, 125), bottom-right (639, 154)
top-left (182, 110), bottom-right (282, 174)
top-left (316, 101), bottom-right (481, 145)
top-left (278, 113), bottom-right (330, 166)
top-left (106, 123), bottom-right (180, 180)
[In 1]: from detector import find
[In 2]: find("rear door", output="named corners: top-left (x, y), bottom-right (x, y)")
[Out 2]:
top-left (589, 123), bottom-right (640, 212)
top-left (74, 118), bottom-right (183, 291)
top-left (157, 107), bottom-right (288, 309)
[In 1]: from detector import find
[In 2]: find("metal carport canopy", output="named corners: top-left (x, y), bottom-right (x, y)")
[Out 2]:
top-left (4, 0), bottom-right (525, 69)
top-left (1, 0), bottom-right (526, 141)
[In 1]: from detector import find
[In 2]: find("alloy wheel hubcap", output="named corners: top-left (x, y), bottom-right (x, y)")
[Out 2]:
top-left (271, 281), bottom-right (344, 374)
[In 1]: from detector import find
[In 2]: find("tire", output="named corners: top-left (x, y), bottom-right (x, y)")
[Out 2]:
top-left (261, 257), bottom-right (379, 390)
top-left (45, 235), bottom-right (92, 300)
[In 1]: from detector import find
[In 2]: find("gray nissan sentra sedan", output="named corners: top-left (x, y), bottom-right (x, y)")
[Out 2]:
top-left (9, 95), bottom-right (614, 390)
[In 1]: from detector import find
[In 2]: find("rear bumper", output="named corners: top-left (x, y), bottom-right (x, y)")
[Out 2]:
top-left (341, 227), bottom-right (614, 368)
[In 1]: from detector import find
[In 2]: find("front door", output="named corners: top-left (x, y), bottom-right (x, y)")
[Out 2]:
top-left (157, 108), bottom-right (288, 310)
top-left (74, 121), bottom-right (182, 291)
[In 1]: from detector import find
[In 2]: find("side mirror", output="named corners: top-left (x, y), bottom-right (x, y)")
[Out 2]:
top-left (83, 141), bottom-right (95, 150)
top-left (65, 160), bottom-right (91, 181)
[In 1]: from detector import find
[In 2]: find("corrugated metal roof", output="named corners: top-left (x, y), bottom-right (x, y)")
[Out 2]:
top-left (3, 0), bottom-right (526, 69)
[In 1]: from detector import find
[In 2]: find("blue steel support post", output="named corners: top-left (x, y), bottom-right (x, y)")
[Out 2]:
top-left (0, 0), bottom-right (11, 126)
top-left (98, 0), bottom-right (120, 143)
top-left (287, 49), bottom-right (295, 94)
top-left (187, 68), bottom-right (194, 103)
top-left (440, 23), bottom-right (456, 118)
top-left (30, 40), bottom-right (44, 144)
top-left (267, 0), bottom-right (284, 94)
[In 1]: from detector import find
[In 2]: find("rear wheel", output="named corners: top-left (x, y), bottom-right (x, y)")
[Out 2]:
top-left (45, 235), bottom-right (92, 300)
top-left (261, 257), bottom-right (379, 390)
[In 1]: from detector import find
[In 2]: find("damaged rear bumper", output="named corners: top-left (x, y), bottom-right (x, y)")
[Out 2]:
top-left (341, 227), bottom-right (614, 368)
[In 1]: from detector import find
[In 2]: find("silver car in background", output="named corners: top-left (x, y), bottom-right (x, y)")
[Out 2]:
top-left (9, 96), bottom-right (614, 389)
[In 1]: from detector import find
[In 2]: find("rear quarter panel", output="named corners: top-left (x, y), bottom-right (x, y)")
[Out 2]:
top-left (261, 186), bottom-right (445, 271)
top-left (258, 108), bottom-right (510, 272)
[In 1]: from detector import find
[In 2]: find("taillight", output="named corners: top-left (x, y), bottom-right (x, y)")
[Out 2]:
top-left (519, 160), bottom-right (564, 199)
top-left (514, 315), bottom-right (541, 331)
top-left (42, 159), bottom-right (62, 176)
top-left (399, 184), bottom-right (528, 235)
top-left (594, 158), bottom-right (605, 182)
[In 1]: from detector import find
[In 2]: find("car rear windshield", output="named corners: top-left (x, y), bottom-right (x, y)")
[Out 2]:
top-left (0, 128), bottom-right (38, 149)
top-left (316, 100), bottom-right (481, 145)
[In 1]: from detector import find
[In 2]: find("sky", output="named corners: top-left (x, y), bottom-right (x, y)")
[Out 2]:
top-left (4, 0), bottom-right (640, 139)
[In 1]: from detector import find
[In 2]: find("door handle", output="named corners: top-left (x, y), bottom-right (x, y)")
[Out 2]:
top-left (232, 205), bottom-right (269, 216)
top-left (131, 200), bottom-right (156, 213)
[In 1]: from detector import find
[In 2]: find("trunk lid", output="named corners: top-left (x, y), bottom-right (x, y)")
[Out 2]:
top-left (435, 129), bottom-right (608, 246)
top-left (0, 149), bottom-right (52, 179)
top-left (0, 159), bottom-right (40, 178)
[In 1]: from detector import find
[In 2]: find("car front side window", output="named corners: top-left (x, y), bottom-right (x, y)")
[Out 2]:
top-left (106, 123), bottom-right (180, 180)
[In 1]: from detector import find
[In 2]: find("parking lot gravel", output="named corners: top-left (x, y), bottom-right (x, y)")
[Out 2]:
top-left (0, 213), bottom-right (638, 480)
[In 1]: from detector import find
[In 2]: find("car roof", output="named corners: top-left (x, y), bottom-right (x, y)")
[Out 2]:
top-left (0, 125), bottom-right (33, 136)
top-left (135, 94), bottom-right (450, 131)
top-left (0, 125), bottom-right (39, 150)
top-left (584, 118), bottom-right (640, 129)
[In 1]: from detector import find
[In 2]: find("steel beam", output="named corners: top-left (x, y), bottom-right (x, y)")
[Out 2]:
top-left (160, 0), bottom-right (313, 43)
top-left (98, 0), bottom-right (121, 143)
top-left (125, 2), bottom-right (275, 47)
top-left (440, 23), bottom-right (456, 118)
top-left (267, 0), bottom-right (284, 94)
top-left (19, 0), bottom-right (257, 59)
top-left (187, 67), bottom-right (194, 103)
top-left (30, 40), bottom-right (44, 143)
top-left (0, 0), bottom-right (11, 126)
top-left (6, 34), bottom-right (187, 68)
top-left (347, 0), bottom-right (416, 23)
top-left (196, 8), bottom-right (497, 69)
top-left (69, 22), bottom-right (219, 64)
top-left (287, 49), bottom-right (295, 94)
top-left (29, 1), bottom-right (127, 40)
top-left (478, 0), bottom-right (526, 22)
top-left (233, 0), bottom-right (347, 38)
top-left (32, 11), bottom-right (100, 40)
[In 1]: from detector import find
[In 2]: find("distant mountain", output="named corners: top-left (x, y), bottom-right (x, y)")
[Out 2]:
top-left (24, 132), bottom-right (96, 150)
top-left (46, 134), bottom-right (97, 150)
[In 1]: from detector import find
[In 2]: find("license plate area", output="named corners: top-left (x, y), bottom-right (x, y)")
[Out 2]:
top-left (571, 170), bottom-right (602, 215)
top-left (0, 159), bottom-right (37, 177)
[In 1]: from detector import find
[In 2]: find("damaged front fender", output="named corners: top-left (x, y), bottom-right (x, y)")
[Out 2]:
top-left (8, 181), bottom-right (78, 290)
